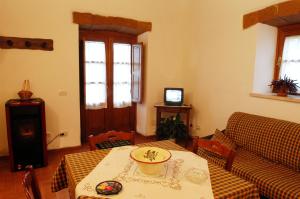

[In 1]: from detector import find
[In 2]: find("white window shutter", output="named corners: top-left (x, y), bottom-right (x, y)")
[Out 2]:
top-left (131, 43), bottom-right (144, 103)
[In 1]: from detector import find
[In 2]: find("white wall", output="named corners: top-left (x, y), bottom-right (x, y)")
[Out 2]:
top-left (1, 0), bottom-right (299, 156)
top-left (0, 0), bottom-right (192, 155)
top-left (186, 0), bottom-right (300, 137)
top-left (253, 24), bottom-right (277, 93)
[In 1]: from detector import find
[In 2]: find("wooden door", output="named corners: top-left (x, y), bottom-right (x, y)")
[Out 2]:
top-left (80, 31), bottom-right (139, 142)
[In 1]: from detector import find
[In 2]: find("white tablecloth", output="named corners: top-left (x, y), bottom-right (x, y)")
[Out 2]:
top-left (75, 146), bottom-right (214, 199)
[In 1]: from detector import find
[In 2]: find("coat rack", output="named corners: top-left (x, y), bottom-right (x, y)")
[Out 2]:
top-left (0, 36), bottom-right (53, 51)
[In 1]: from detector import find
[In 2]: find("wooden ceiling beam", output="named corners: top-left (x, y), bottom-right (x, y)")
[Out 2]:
top-left (73, 12), bottom-right (152, 35)
top-left (243, 0), bottom-right (300, 29)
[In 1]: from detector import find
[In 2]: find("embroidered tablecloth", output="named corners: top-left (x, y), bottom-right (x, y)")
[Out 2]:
top-left (51, 140), bottom-right (260, 199)
top-left (75, 146), bottom-right (214, 199)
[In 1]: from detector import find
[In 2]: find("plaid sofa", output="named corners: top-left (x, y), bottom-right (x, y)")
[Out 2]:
top-left (197, 112), bottom-right (300, 199)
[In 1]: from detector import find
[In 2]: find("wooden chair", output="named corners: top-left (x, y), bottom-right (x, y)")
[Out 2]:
top-left (88, 130), bottom-right (135, 150)
top-left (192, 137), bottom-right (236, 171)
top-left (22, 165), bottom-right (42, 199)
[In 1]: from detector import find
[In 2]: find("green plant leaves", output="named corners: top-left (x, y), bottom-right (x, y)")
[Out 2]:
top-left (156, 113), bottom-right (188, 140)
top-left (269, 75), bottom-right (299, 94)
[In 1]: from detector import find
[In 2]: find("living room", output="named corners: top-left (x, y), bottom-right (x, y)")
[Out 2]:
top-left (0, 0), bottom-right (299, 199)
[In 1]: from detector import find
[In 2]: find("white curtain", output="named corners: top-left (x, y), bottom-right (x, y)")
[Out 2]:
top-left (85, 41), bottom-right (107, 109)
top-left (113, 43), bottom-right (132, 108)
top-left (280, 35), bottom-right (300, 84)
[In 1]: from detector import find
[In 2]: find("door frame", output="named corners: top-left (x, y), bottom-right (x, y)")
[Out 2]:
top-left (79, 30), bottom-right (137, 143)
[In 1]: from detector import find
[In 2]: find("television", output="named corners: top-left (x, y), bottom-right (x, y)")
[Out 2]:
top-left (164, 88), bottom-right (184, 106)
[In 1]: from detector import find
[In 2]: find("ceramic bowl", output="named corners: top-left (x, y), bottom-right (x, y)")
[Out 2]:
top-left (130, 147), bottom-right (171, 176)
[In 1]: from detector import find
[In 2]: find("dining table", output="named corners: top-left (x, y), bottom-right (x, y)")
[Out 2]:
top-left (51, 140), bottom-right (260, 199)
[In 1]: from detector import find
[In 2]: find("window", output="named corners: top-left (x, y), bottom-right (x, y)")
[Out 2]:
top-left (275, 24), bottom-right (300, 93)
top-left (80, 31), bottom-right (143, 111)
top-left (84, 41), bottom-right (134, 109)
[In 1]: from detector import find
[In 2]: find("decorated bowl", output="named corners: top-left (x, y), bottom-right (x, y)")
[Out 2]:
top-left (130, 147), bottom-right (171, 176)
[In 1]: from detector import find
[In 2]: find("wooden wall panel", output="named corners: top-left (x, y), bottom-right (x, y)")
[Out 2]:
top-left (243, 0), bottom-right (300, 29)
top-left (73, 12), bottom-right (152, 35)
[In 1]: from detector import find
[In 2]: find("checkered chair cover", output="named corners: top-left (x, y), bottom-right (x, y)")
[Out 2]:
top-left (197, 112), bottom-right (300, 198)
top-left (231, 148), bottom-right (300, 199)
top-left (225, 112), bottom-right (300, 172)
top-left (96, 140), bottom-right (132, 149)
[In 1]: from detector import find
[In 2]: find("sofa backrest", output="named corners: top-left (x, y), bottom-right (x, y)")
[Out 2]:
top-left (225, 112), bottom-right (300, 172)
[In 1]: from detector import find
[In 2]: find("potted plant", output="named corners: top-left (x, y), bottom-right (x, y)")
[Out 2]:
top-left (269, 76), bottom-right (299, 97)
top-left (156, 114), bottom-right (188, 142)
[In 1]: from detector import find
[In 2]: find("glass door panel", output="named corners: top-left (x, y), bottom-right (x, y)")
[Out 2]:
top-left (113, 43), bottom-right (132, 108)
top-left (84, 41), bottom-right (107, 109)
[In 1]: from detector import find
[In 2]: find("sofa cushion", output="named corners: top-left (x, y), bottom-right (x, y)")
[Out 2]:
top-left (198, 147), bottom-right (274, 178)
top-left (196, 130), bottom-right (236, 169)
top-left (197, 148), bottom-right (226, 169)
top-left (225, 112), bottom-right (300, 172)
top-left (201, 147), bottom-right (300, 198)
top-left (232, 148), bottom-right (300, 198)
top-left (249, 164), bottom-right (300, 199)
top-left (231, 148), bottom-right (273, 180)
top-left (212, 129), bottom-right (237, 150)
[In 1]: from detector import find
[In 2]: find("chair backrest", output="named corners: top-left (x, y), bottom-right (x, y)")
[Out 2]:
top-left (22, 165), bottom-right (42, 199)
top-left (192, 137), bottom-right (236, 171)
top-left (88, 130), bottom-right (135, 150)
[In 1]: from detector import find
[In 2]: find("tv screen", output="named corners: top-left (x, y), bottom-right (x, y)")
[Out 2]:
top-left (164, 88), bottom-right (184, 106)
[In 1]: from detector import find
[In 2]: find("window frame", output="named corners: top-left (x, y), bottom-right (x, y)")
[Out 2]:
top-left (79, 30), bottom-right (144, 142)
top-left (79, 30), bottom-right (140, 107)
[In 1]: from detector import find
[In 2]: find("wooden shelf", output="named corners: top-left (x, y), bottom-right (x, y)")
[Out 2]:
top-left (0, 36), bottom-right (53, 51)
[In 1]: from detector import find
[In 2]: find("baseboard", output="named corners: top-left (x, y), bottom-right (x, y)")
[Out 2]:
top-left (48, 144), bottom-right (86, 152)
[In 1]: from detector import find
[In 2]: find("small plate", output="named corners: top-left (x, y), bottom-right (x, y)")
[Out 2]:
top-left (95, 181), bottom-right (122, 195)
top-left (185, 168), bottom-right (208, 184)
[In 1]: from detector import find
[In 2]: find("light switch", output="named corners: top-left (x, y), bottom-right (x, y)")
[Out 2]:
top-left (58, 90), bottom-right (67, 96)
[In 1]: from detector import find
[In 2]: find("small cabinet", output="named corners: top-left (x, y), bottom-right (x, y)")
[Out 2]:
top-left (154, 104), bottom-right (192, 142)
top-left (5, 98), bottom-right (47, 171)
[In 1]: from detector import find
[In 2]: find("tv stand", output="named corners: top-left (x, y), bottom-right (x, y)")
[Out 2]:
top-left (154, 103), bottom-right (192, 138)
